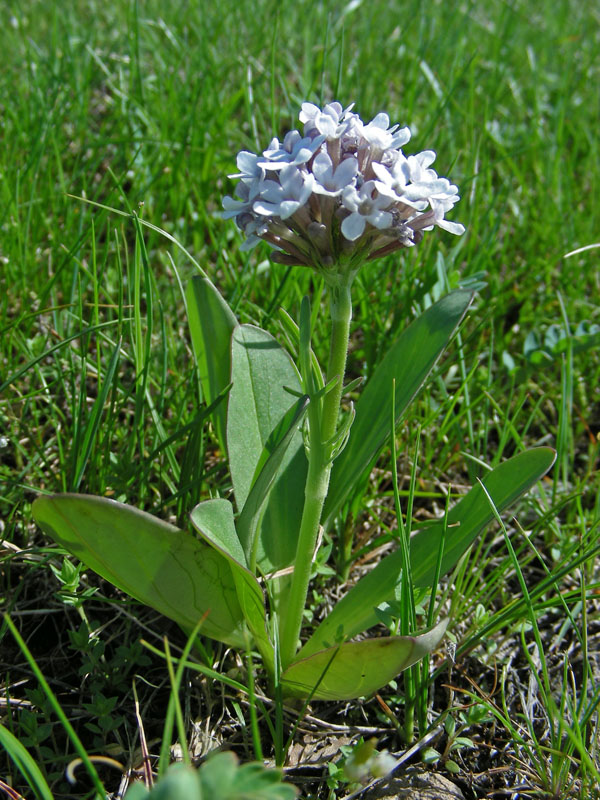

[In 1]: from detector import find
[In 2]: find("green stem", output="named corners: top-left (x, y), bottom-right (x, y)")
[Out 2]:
top-left (322, 281), bottom-right (353, 444)
top-left (279, 279), bottom-right (353, 670)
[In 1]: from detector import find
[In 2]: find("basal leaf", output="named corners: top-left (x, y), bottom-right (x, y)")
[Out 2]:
top-left (281, 620), bottom-right (447, 700)
top-left (32, 494), bottom-right (246, 648)
top-left (409, 446), bottom-right (556, 585)
top-left (186, 276), bottom-right (238, 452)
top-left (237, 394), bottom-right (309, 570)
top-left (227, 324), bottom-right (307, 572)
top-left (323, 290), bottom-right (473, 530)
top-left (189, 499), bottom-right (273, 673)
top-left (300, 447), bottom-right (555, 658)
top-left (228, 325), bottom-right (303, 510)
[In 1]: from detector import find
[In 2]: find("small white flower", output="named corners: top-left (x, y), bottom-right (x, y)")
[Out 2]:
top-left (359, 112), bottom-right (411, 151)
top-left (312, 152), bottom-right (358, 196)
top-left (237, 214), bottom-right (269, 250)
top-left (340, 181), bottom-right (393, 241)
top-left (222, 179), bottom-right (262, 219)
top-left (229, 150), bottom-right (263, 181)
top-left (300, 101), bottom-right (349, 139)
top-left (253, 164), bottom-right (314, 220)
top-left (259, 130), bottom-right (324, 170)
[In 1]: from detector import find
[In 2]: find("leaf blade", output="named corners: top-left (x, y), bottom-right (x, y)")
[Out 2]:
top-left (237, 394), bottom-right (309, 569)
top-left (323, 289), bottom-right (473, 529)
top-left (32, 494), bottom-right (246, 647)
top-left (227, 324), bottom-right (307, 572)
top-left (281, 620), bottom-right (447, 700)
top-left (190, 499), bottom-right (273, 672)
top-left (186, 276), bottom-right (238, 452)
top-left (300, 447), bottom-right (555, 658)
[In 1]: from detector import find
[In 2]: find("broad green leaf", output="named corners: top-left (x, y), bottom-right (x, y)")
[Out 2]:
top-left (300, 447), bottom-right (555, 658)
top-left (281, 619), bottom-right (447, 700)
top-left (323, 289), bottom-right (473, 530)
top-left (237, 394), bottom-right (309, 570)
top-left (227, 324), bottom-right (307, 571)
top-left (32, 494), bottom-right (246, 648)
top-left (228, 324), bottom-right (303, 509)
top-left (189, 499), bottom-right (273, 672)
top-left (257, 446), bottom-right (307, 573)
top-left (186, 276), bottom-right (238, 452)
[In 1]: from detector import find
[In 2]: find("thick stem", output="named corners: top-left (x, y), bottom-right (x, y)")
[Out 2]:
top-left (279, 279), bottom-right (353, 670)
top-left (279, 444), bottom-right (329, 669)
top-left (321, 282), bottom-right (353, 444)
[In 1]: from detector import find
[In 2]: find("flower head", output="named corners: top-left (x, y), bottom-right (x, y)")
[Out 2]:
top-left (222, 102), bottom-right (464, 280)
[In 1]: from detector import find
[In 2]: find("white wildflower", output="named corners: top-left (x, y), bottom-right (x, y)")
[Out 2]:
top-left (340, 181), bottom-right (394, 241)
top-left (222, 101), bottom-right (464, 275)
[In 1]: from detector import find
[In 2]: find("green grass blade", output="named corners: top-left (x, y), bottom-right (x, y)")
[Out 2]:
top-left (0, 723), bottom-right (54, 800)
top-left (4, 614), bottom-right (105, 797)
top-left (71, 336), bottom-right (121, 490)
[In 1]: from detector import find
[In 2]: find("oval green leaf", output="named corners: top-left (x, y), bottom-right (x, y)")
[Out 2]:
top-left (237, 394), bottom-right (309, 570)
top-left (32, 494), bottom-right (246, 648)
top-left (281, 619), bottom-right (448, 700)
top-left (227, 324), bottom-right (307, 572)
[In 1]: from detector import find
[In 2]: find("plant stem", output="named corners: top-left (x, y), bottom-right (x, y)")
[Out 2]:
top-left (279, 279), bottom-right (353, 670)
top-left (321, 281), bottom-right (353, 444)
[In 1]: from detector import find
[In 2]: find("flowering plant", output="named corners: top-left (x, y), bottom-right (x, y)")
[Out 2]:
top-left (33, 102), bottom-right (554, 704)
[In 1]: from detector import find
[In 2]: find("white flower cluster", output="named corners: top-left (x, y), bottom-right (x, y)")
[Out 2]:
top-left (223, 102), bottom-right (464, 275)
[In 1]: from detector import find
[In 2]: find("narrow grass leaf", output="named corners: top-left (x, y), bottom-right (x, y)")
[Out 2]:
top-left (4, 614), bottom-right (105, 797)
top-left (0, 723), bottom-right (54, 800)
top-left (72, 337), bottom-right (121, 490)
top-left (0, 320), bottom-right (127, 395)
